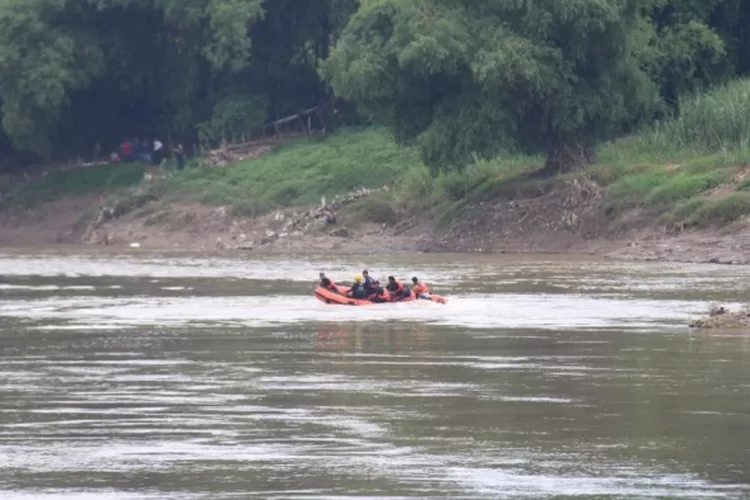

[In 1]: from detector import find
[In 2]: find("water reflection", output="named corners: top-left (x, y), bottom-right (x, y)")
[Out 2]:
top-left (316, 322), bottom-right (431, 351)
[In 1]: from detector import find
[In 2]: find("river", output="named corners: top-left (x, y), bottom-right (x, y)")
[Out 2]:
top-left (0, 249), bottom-right (749, 499)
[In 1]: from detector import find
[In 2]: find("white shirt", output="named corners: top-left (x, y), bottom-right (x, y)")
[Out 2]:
top-left (153, 140), bottom-right (163, 151)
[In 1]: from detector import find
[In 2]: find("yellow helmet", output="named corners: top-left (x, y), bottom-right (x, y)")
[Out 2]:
top-left (354, 273), bottom-right (363, 282)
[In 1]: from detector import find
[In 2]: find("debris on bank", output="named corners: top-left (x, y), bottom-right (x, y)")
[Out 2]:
top-left (226, 186), bottom-right (389, 250)
top-left (689, 304), bottom-right (750, 329)
top-left (82, 172), bottom-right (168, 245)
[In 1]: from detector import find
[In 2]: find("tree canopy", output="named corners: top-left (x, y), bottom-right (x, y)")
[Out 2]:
top-left (0, 0), bottom-right (353, 161)
top-left (322, 0), bottom-right (740, 172)
top-left (0, 0), bottom-right (748, 172)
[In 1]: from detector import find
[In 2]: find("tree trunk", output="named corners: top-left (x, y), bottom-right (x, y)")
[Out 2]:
top-left (541, 143), bottom-right (597, 176)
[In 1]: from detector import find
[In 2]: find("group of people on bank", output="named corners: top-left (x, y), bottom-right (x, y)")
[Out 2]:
top-left (109, 138), bottom-right (186, 170)
top-left (318, 270), bottom-right (432, 302)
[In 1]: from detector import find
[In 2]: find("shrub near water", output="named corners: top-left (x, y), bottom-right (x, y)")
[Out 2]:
top-left (345, 192), bottom-right (400, 226)
top-left (687, 193), bottom-right (750, 226)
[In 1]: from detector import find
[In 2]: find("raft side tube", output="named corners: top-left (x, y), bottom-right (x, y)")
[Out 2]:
top-left (314, 286), bottom-right (447, 305)
top-left (314, 286), bottom-right (375, 306)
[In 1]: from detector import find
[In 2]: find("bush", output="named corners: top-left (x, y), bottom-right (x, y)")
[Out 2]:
top-left (434, 200), bottom-right (469, 228)
top-left (230, 199), bottom-right (273, 218)
top-left (396, 165), bottom-right (436, 208)
top-left (346, 193), bottom-right (400, 226)
top-left (265, 181), bottom-right (304, 206)
top-left (439, 171), bottom-right (483, 201)
top-left (434, 153), bottom-right (539, 202)
top-left (688, 193), bottom-right (750, 226)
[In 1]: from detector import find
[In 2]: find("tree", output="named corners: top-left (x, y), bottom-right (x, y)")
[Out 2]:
top-left (321, 0), bottom-right (734, 173)
top-left (635, 0), bottom-right (727, 114)
top-left (0, 0), bottom-right (360, 162)
top-left (0, 0), bottom-right (264, 158)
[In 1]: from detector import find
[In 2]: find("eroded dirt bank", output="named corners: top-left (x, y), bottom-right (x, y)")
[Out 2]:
top-left (2, 179), bottom-right (750, 265)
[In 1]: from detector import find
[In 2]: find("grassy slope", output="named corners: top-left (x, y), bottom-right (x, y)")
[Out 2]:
top-left (168, 128), bottom-right (422, 216)
top-left (3, 79), bottom-right (750, 233)
top-left (583, 77), bottom-right (750, 227)
top-left (0, 163), bottom-right (146, 210)
top-left (419, 78), bottom-right (750, 229)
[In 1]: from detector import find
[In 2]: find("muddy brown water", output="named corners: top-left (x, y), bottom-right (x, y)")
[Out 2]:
top-left (0, 249), bottom-right (749, 499)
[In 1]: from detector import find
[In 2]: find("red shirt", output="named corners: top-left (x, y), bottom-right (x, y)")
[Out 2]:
top-left (120, 141), bottom-right (132, 156)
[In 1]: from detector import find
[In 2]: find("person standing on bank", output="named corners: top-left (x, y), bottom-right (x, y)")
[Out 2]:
top-left (173, 144), bottom-right (185, 170)
top-left (153, 138), bottom-right (164, 166)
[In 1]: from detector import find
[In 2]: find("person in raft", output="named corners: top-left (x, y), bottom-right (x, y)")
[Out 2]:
top-left (346, 274), bottom-right (369, 299)
top-left (362, 269), bottom-right (377, 294)
top-left (386, 276), bottom-right (411, 299)
top-left (319, 272), bottom-right (337, 291)
top-left (411, 277), bottom-right (431, 299)
top-left (368, 278), bottom-right (389, 303)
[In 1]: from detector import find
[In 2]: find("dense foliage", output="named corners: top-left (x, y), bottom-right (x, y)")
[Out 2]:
top-left (0, 0), bottom-right (748, 173)
top-left (0, 0), bottom-right (355, 162)
top-left (322, 0), bottom-right (748, 172)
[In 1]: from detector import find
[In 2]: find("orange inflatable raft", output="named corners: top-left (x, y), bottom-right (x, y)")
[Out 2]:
top-left (314, 285), bottom-right (446, 305)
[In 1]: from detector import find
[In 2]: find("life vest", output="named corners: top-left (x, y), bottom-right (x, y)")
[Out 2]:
top-left (348, 282), bottom-right (367, 298)
top-left (387, 280), bottom-right (404, 293)
top-left (369, 287), bottom-right (387, 302)
top-left (412, 282), bottom-right (429, 295)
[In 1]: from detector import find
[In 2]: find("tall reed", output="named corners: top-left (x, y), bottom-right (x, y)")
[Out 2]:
top-left (645, 79), bottom-right (750, 152)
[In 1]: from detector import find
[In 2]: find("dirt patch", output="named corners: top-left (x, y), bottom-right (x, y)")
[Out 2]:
top-left (409, 176), bottom-right (750, 264)
top-left (85, 200), bottom-right (416, 254)
top-left (4, 177), bottom-right (750, 265)
top-left (414, 177), bottom-right (612, 253)
top-left (0, 195), bottom-right (100, 246)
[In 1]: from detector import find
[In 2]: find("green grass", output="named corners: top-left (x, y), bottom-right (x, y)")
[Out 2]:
top-left (664, 193), bottom-right (750, 227)
top-left (646, 79), bottom-right (750, 152)
top-left (602, 167), bottom-right (731, 213)
top-left (1, 163), bottom-right (146, 210)
top-left (169, 127), bottom-right (541, 227)
top-left (170, 128), bottom-right (422, 211)
top-left (689, 193), bottom-right (750, 225)
top-left (644, 172), bottom-right (727, 207)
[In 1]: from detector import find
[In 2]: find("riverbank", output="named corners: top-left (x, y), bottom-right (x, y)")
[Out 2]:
top-left (2, 178), bottom-right (750, 265)
top-left (2, 80), bottom-right (750, 264)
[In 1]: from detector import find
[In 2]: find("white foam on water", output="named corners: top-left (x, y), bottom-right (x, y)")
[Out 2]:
top-left (0, 293), bottom-right (709, 330)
